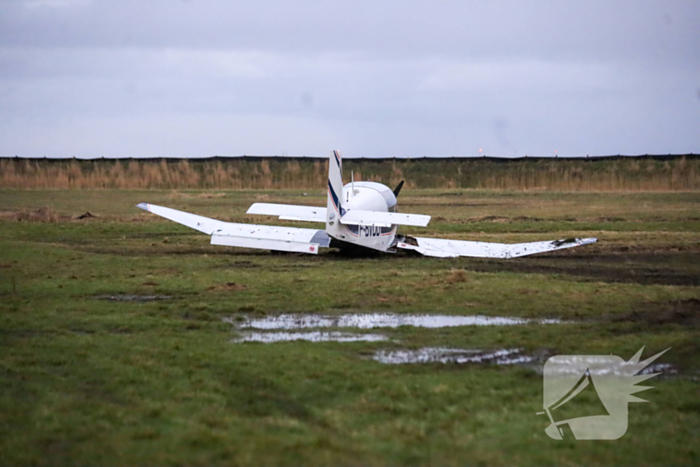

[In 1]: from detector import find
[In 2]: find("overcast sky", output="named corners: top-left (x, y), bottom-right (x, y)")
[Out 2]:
top-left (1, 0), bottom-right (699, 158)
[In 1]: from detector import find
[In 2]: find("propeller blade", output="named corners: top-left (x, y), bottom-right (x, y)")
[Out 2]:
top-left (393, 180), bottom-right (405, 197)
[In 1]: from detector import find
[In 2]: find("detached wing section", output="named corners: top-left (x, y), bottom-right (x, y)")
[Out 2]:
top-left (340, 210), bottom-right (430, 228)
top-left (137, 203), bottom-right (329, 254)
top-left (396, 236), bottom-right (597, 258)
top-left (247, 203), bottom-right (326, 222)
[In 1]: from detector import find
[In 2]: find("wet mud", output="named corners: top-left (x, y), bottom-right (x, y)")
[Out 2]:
top-left (462, 252), bottom-right (700, 286)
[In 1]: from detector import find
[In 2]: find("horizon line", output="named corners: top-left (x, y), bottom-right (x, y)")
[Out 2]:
top-left (2, 153), bottom-right (698, 161)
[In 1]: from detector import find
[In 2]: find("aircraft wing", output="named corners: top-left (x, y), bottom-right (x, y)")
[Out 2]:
top-left (395, 236), bottom-right (597, 258)
top-left (340, 210), bottom-right (431, 227)
top-left (137, 203), bottom-right (330, 254)
top-left (247, 203), bottom-right (326, 222)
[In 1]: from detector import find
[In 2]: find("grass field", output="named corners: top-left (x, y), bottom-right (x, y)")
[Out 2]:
top-left (1, 189), bottom-right (699, 466)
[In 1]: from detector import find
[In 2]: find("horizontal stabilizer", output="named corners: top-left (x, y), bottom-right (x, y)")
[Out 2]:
top-left (340, 210), bottom-right (431, 227)
top-left (396, 236), bottom-right (597, 258)
top-left (247, 203), bottom-right (326, 222)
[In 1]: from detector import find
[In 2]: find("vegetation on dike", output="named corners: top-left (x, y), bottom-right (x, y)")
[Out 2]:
top-left (0, 189), bottom-right (699, 465)
top-left (1, 155), bottom-right (699, 191)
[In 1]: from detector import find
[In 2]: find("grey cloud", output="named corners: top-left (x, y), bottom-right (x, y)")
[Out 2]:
top-left (0, 0), bottom-right (698, 157)
top-left (3, 1), bottom-right (698, 64)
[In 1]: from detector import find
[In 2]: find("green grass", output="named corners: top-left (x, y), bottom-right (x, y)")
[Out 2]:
top-left (1, 189), bottom-right (699, 466)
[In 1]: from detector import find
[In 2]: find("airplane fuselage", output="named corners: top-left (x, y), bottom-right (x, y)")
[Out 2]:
top-left (326, 181), bottom-right (398, 252)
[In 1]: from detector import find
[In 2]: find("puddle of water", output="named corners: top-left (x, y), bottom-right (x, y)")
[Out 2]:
top-left (232, 331), bottom-right (388, 343)
top-left (639, 363), bottom-right (677, 375)
top-left (542, 356), bottom-right (678, 376)
top-left (234, 313), bottom-right (560, 330)
top-left (373, 347), bottom-right (534, 365)
top-left (97, 294), bottom-right (174, 302)
top-left (226, 314), bottom-right (561, 348)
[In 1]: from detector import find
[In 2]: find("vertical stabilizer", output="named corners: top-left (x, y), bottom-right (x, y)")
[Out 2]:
top-left (326, 150), bottom-right (345, 237)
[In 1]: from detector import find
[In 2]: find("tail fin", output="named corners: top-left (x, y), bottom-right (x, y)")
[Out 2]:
top-left (327, 150), bottom-right (345, 216)
top-left (326, 150), bottom-right (345, 236)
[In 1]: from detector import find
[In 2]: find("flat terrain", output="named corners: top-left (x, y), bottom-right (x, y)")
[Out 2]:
top-left (1, 189), bottom-right (699, 466)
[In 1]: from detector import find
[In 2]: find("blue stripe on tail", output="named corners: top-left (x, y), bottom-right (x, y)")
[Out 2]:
top-left (328, 180), bottom-right (340, 212)
top-left (333, 150), bottom-right (341, 168)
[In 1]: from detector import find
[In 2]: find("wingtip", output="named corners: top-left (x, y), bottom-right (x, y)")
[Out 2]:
top-left (136, 202), bottom-right (149, 211)
top-left (246, 202), bottom-right (260, 214)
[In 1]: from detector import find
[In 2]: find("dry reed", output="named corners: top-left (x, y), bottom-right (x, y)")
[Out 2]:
top-left (1, 157), bottom-right (698, 191)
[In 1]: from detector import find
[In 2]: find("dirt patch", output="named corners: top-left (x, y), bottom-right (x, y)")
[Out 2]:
top-left (0, 207), bottom-right (63, 222)
top-left (444, 268), bottom-right (471, 283)
top-left (222, 260), bottom-right (261, 269)
top-left (461, 252), bottom-right (700, 286)
top-left (97, 294), bottom-right (175, 302)
top-left (374, 296), bottom-right (415, 304)
top-left (207, 282), bottom-right (248, 291)
top-left (76, 245), bottom-right (265, 257)
top-left (1, 208), bottom-right (104, 222)
top-left (470, 215), bottom-right (509, 223)
top-left (126, 232), bottom-right (193, 239)
top-left (616, 299), bottom-right (700, 327)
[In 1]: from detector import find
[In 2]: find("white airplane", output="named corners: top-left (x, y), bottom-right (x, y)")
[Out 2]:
top-left (137, 151), bottom-right (596, 258)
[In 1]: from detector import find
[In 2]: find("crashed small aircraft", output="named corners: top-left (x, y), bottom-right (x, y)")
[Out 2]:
top-left (137, 151), bottom-right (596, 258)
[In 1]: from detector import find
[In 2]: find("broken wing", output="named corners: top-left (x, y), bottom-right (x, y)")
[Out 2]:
top-left (395, 236), bottom-right (597, 258)
top-left (137, 203), bottom-right (330, 254)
